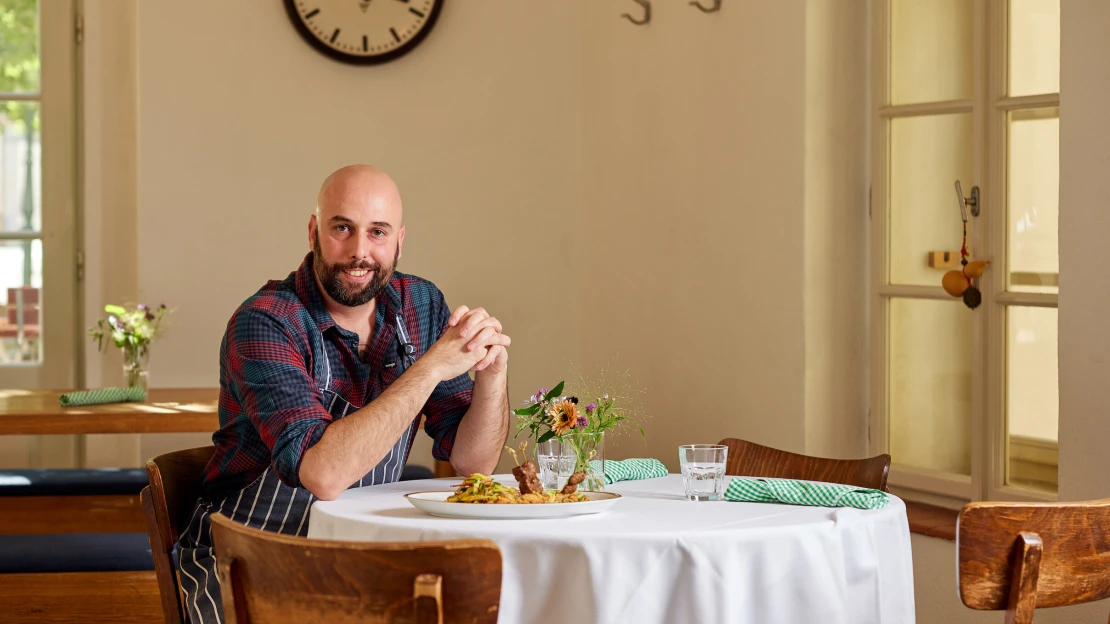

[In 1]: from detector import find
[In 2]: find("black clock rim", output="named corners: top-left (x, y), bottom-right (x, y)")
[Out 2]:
top-left (282, 0), bottom-right (443, 66)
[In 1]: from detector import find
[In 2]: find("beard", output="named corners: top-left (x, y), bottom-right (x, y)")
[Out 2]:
top-left (312, 233), bottom-right (399, 307)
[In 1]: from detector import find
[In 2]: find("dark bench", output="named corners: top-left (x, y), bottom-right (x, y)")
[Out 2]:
top-left (0, 468), bottom-right (149, 535)
top-left (0, 532), bottom-right (154, 574)
top-left (0, 464), bottom-right (433, 622)
top-left (0, 532), bottom-right (161, 622)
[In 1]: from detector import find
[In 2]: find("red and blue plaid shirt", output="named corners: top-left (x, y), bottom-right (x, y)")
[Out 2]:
top-left (202, 252), bottom-right (473, 500)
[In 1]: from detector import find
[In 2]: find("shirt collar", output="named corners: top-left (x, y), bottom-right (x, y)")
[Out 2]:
top-left (294, 252), bottom-right (403, 332)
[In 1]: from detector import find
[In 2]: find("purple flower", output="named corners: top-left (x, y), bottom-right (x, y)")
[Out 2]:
top-left (136, 304), bottom-right (149, 311)
top-left (159, 303), bottom-right (167, 309)
top-left (586, 403), bottom-right (596, 413)
top-left (603, 393), bottom-right (609, 399)
top-left (576, 415), bottom-right (588, 428)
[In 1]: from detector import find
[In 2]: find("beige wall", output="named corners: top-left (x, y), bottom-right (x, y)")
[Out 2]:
top-left (579, 1), bottom-right (809, 466)
top-left (1058, 0), bottom-right (1110, 502)
top-left (82, 0), bottom-right (854, 471)
top-left (803, 0), bottom-right (870, 460)
top-left (117, 0), bottom-right (587, 467)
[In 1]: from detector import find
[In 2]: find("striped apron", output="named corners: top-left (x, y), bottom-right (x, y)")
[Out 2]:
top-left (175, 315), bottom-right (419, 624)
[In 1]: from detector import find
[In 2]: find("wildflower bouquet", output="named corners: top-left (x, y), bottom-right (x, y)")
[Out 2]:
top-left (513, 379), bottom-right (645, 491)
top-left (88, 303), bottom-right (170, 389)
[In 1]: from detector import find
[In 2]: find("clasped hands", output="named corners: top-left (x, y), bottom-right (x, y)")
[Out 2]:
top-left (424, 305), bottom-right (510, 379)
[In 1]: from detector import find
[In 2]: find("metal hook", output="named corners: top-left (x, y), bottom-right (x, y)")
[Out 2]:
top-left (689, 0), bottom-right (721, 13)
top-left (955, 180), bottom-right (980, 221)
top-left (622, 0), bottom-right (651, 25)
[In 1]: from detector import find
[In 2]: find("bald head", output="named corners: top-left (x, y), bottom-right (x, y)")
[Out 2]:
top-left (308, 165), bottom-right (406, 309)
top-left (315, 164), bottom-right (403, 223)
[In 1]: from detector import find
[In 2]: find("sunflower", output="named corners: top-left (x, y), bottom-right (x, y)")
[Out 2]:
top-left (547, 398), bottom-right (579, 436)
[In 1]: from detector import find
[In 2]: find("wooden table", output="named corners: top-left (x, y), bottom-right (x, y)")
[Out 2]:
top-left (0, 388), bottom-right (219, 435)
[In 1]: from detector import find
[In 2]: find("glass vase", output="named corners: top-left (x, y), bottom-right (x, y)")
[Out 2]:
top-left (537, 432), bottom-right (605, 492)
top-left (121, 343), bottom-right (150, 391)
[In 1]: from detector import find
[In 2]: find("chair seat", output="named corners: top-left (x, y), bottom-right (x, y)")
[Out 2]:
top-left (0, 468), bottom-right (148, 497)
top-left (0, 532), bottom-right (154, 574)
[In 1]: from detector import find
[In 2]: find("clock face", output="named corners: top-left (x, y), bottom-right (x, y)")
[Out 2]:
top-left (283, 0), bottom-right (443, 65)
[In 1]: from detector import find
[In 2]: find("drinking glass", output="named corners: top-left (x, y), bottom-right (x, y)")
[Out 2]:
top-left (678, 444), bottom-right (728, 501)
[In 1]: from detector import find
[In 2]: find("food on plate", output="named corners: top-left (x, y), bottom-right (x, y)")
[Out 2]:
top-left (445, 473), bottom-right (587, 504)
top-left (443, 442), bottom-right (589, 504)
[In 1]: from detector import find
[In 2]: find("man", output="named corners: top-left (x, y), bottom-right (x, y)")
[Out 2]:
top-left (175, 165), bottom-right (510, 623)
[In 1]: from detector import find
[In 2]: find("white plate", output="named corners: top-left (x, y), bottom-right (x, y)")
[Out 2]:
top-left (403, 490), bottom-right (622, 519)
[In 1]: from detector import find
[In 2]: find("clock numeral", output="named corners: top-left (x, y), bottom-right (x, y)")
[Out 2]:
top-left (330, 28), bottom-right (341, 43)
top-left (390, 27), bottom-right (401, 43)
top-left (409, 8), bottom-right (425, 18)
top-left (363, 35), bottom-right (368, 52)
top-left (304, 7), bottom-right (320, 19)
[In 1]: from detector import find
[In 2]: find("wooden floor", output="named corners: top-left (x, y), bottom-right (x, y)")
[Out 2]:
top-left (0, 570), bottom-right (162, 623)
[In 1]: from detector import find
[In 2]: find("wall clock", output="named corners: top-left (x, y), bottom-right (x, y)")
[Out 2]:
top-left (283, 0), bottom-right (443, 65)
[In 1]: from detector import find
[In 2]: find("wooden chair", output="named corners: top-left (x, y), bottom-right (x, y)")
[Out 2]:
top-left (957, 499), bottom-right (1110, 624)
top-left (142, 445), bottom-right (216, 624)
top-left (210, 512), bottom-right (502, 624)
top-left (717, 437), bottom-right (891, 491)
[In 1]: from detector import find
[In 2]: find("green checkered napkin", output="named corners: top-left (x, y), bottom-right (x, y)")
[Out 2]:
top-left (723, 476), bottom-right (889, 510)
top-left (59, 387), bottom-right (147, 407)
top-left (589, 458), bottom-right (668, 484)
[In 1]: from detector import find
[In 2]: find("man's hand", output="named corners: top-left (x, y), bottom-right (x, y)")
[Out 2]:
top-left (446, 306), bottom-right (510, 374)
top-left (423, 306), bottom-right (511, 380)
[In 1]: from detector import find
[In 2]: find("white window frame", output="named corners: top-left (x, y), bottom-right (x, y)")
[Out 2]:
top-left (870, 0), bottom-right (1059, 507)
top-left (0, 0), bottom-right (78, 390)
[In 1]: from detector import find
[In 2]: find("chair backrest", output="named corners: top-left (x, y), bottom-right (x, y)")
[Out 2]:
top-left (210, 512), bottom-right (502, 624)
top-left (5, 286), bottom-right (39, 325)
top-left (957, 499), bottom-right (1110, 624)
top-left (142, 445), bottom-right (216, 624)
top-left (717, 437), bottom-right (891, 491)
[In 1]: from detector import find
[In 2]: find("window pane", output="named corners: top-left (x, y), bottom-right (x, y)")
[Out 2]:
top-left (890, 0), bottom-right (973, 104)
top-left (890, 113), bottom-right (973, 286)
top-left (0, 101), bottom-right (41, 233)
top-left (1009, 0), bottom-right (1060, 97)
top-left (889, 298), bottom-right (972, 475)
top-left (1008, 108), bottom-right (1058, 294)
top-left (1006, 306), bottom-right (1058, 492)
top-left (0, 238), bottom-right (42, 363)
top-left (0, 1), bottom-right (40, 94)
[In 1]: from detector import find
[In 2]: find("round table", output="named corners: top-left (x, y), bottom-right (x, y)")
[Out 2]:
top-left (307, 474), bottom-right (915, 624)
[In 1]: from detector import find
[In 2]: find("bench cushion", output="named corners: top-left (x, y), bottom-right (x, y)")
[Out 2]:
top-left (0, 468), bottom-right (148, 497)
top-left (0, 533), bottom-right (154, 574)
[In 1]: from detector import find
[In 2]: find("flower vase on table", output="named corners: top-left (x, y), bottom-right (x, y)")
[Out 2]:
top-left (538, 431), bottom-right (606, 492)
top-left (515, 376), bottom-right (644, 494)
top-left (121, 343), bottom-right (150, 391)
top-left (89, 303), bottom-right (171, 391)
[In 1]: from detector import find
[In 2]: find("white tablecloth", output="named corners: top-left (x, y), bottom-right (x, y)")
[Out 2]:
top-left (308, 474), bottom-right (915, 624)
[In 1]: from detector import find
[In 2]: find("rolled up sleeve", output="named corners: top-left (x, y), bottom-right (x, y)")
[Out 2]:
top-left (224, 308), bottom-right (331, 488)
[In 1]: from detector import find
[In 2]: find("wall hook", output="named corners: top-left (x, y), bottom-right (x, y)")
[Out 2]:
top-left (955, 180), bottom-right (980, 219)
top-left (622, 0), bottom-right (651, 25)
top-left (689, 0), bottom-right (721, 13)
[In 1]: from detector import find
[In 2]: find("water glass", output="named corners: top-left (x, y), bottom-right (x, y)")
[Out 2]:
top-left (678, 444), bottom-right (728, 501)
top-left (537, 434), bottom-right (606, 492)
top-left (537, 438), bottom-right (576, 491)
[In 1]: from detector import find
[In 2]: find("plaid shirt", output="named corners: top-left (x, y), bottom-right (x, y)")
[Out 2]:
top-left (202, 252), bottom-right (473, 500)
